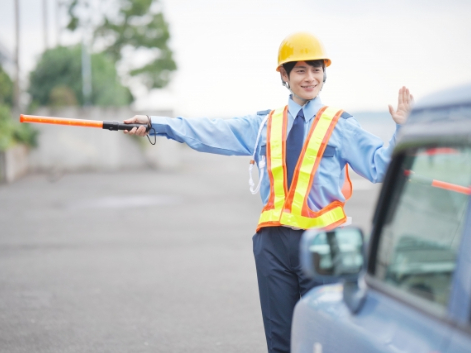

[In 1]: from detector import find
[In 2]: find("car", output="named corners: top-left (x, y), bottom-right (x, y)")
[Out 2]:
top-left (291, 83), bottom-right (471, 353)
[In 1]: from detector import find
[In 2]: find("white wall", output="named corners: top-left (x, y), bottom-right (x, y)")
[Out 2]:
top-left (27, 107), bottom-right (180, 173)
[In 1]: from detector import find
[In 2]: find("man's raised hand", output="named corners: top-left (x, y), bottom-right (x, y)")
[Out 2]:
top-left (389, 86), bottom-right (413, 125)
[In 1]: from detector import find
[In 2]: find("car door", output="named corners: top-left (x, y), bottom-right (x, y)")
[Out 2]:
top-left (360, 143), bottom-right (471, 353)
top-left (292, 142), bottom-right (471, 353)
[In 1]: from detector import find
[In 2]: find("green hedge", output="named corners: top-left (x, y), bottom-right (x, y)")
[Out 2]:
top-left (0, 104), bottom-right (37, 151)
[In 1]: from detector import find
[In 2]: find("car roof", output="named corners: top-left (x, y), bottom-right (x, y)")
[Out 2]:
top-left (407, 82), bottom-right (471, 125)
top-left (412, 82), bottom-right (471, 111)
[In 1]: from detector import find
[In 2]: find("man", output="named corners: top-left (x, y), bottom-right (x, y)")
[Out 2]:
top-left (125, 32), bottom-right (413, 353)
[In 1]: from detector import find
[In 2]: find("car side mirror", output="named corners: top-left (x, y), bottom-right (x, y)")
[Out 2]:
top-left (300, 226), bottom-right (366, 281)
top-left (300, 226), bottom-right (368, 313)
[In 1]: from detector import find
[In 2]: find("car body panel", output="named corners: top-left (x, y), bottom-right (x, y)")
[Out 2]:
top-left (448, 202), bottom-right (471, 325)
top-left (292, 283), bottom-right (453, 353)
top-left (447, 329), bottom-right (471, 353)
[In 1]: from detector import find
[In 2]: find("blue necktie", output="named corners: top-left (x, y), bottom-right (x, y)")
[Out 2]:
top-left (286, 109), bottom-right (305, 189)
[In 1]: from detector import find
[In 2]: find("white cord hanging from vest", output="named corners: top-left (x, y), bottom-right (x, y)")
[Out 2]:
top-left (249, 156), bottom-right (265, 194)
top-left (249, 115), bottom-right (269, 195)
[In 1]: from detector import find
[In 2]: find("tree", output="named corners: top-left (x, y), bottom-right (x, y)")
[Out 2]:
top-left (0, 65), bottom-right (14, 107)
top-left (28, 45), bottom-right (133, 107)
top-left (67, 0), bottom-right (177, 90)
top-left (0, 65), bottom-right (37, 151)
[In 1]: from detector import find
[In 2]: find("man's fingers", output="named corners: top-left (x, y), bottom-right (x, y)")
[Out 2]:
top-left (124, 115), bottom-right (148, 125)
top-left (397, 87), bottom-right (403, 107)
top-left (403, 87), bottom-right (410, 105)
top-left (397, 86), bottom-right (413, 113)
top-left (124, 125), bottom-right (148, 136)
top-left (123, 115), bottom-right (150, 136)
top-left (399, 86), bottom-right (408, 106)
top-left (390, 86), bottom-right (413, 125)
top-left (136, 126), bottom-right (145, 135)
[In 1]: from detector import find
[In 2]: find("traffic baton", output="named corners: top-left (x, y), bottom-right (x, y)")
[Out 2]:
top-left (19, 114), bottom-right (150, 132)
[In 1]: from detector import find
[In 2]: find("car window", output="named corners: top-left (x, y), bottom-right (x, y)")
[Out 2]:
top-left (375, 146), bottom-right (471, 311)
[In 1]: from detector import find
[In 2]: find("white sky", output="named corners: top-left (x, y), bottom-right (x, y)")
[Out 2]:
top-left (1, 0), bottom-right (471, 118)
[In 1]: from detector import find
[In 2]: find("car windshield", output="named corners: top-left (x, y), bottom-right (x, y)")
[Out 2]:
top-left (375, 146), bottom-right (471, 309)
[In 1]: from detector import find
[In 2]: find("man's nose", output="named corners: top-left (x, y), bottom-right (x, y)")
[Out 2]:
top-left (305, 70), bottom-right (316, 81)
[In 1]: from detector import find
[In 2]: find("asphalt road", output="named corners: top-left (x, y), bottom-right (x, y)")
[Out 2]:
top-left (0, 146), bottom-right (381, 353)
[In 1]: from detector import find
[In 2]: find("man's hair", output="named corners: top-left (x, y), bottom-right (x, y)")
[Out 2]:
top-left (282, 60), bottom-right (325, 77)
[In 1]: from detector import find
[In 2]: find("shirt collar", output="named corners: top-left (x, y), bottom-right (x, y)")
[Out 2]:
top-left (287, 95), bottom-right (324, 122)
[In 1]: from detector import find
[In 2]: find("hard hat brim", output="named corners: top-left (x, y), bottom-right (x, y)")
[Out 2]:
top-left (276, 58), bottom-right (331, 72)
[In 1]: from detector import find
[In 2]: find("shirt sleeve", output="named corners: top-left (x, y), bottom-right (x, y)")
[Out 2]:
top-left (339, 117), bottom-right (400, 183)
top-left (149, 114), bottom-right (263, 156)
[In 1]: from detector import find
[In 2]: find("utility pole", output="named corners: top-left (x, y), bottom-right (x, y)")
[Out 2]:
top-left (81, 42), bottom-right (92, 106)
top-left (13, 0), bottom-right (20, 113)
top-left (81, 0), bottom-right (92, 106)
top-left (56, 0), bottom-right (61, 46)
top-left (43, 0), bottom-right (49, 51)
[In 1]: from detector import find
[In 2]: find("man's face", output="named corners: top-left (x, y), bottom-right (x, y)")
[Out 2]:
top-left (281, 61), bottom-right (324, 105)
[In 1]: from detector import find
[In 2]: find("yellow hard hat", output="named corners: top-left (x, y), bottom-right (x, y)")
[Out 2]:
top-left (276, 32), bottom-right (331, 71)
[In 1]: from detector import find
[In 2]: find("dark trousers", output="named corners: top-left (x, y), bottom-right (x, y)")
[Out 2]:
top-left (253, 226), bottom-right (321, 353)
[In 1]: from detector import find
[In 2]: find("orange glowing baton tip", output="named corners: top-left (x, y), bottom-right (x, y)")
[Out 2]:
top-left (20, 114), bottom-right (103, 129)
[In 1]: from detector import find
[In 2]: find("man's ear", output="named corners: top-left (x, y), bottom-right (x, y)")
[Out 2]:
top-left (279, 66), bottom-right (289, 85)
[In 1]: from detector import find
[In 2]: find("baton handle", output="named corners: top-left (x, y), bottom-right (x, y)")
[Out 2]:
top-left (102, 121), bottom-right (150, 132)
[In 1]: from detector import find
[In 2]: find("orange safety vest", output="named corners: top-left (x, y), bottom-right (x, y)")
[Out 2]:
top-left (257, 105), bottom-right (352, 231)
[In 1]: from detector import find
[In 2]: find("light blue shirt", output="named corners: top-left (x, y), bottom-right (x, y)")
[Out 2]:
top-left (150, 96), bottom-right (399, 212)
